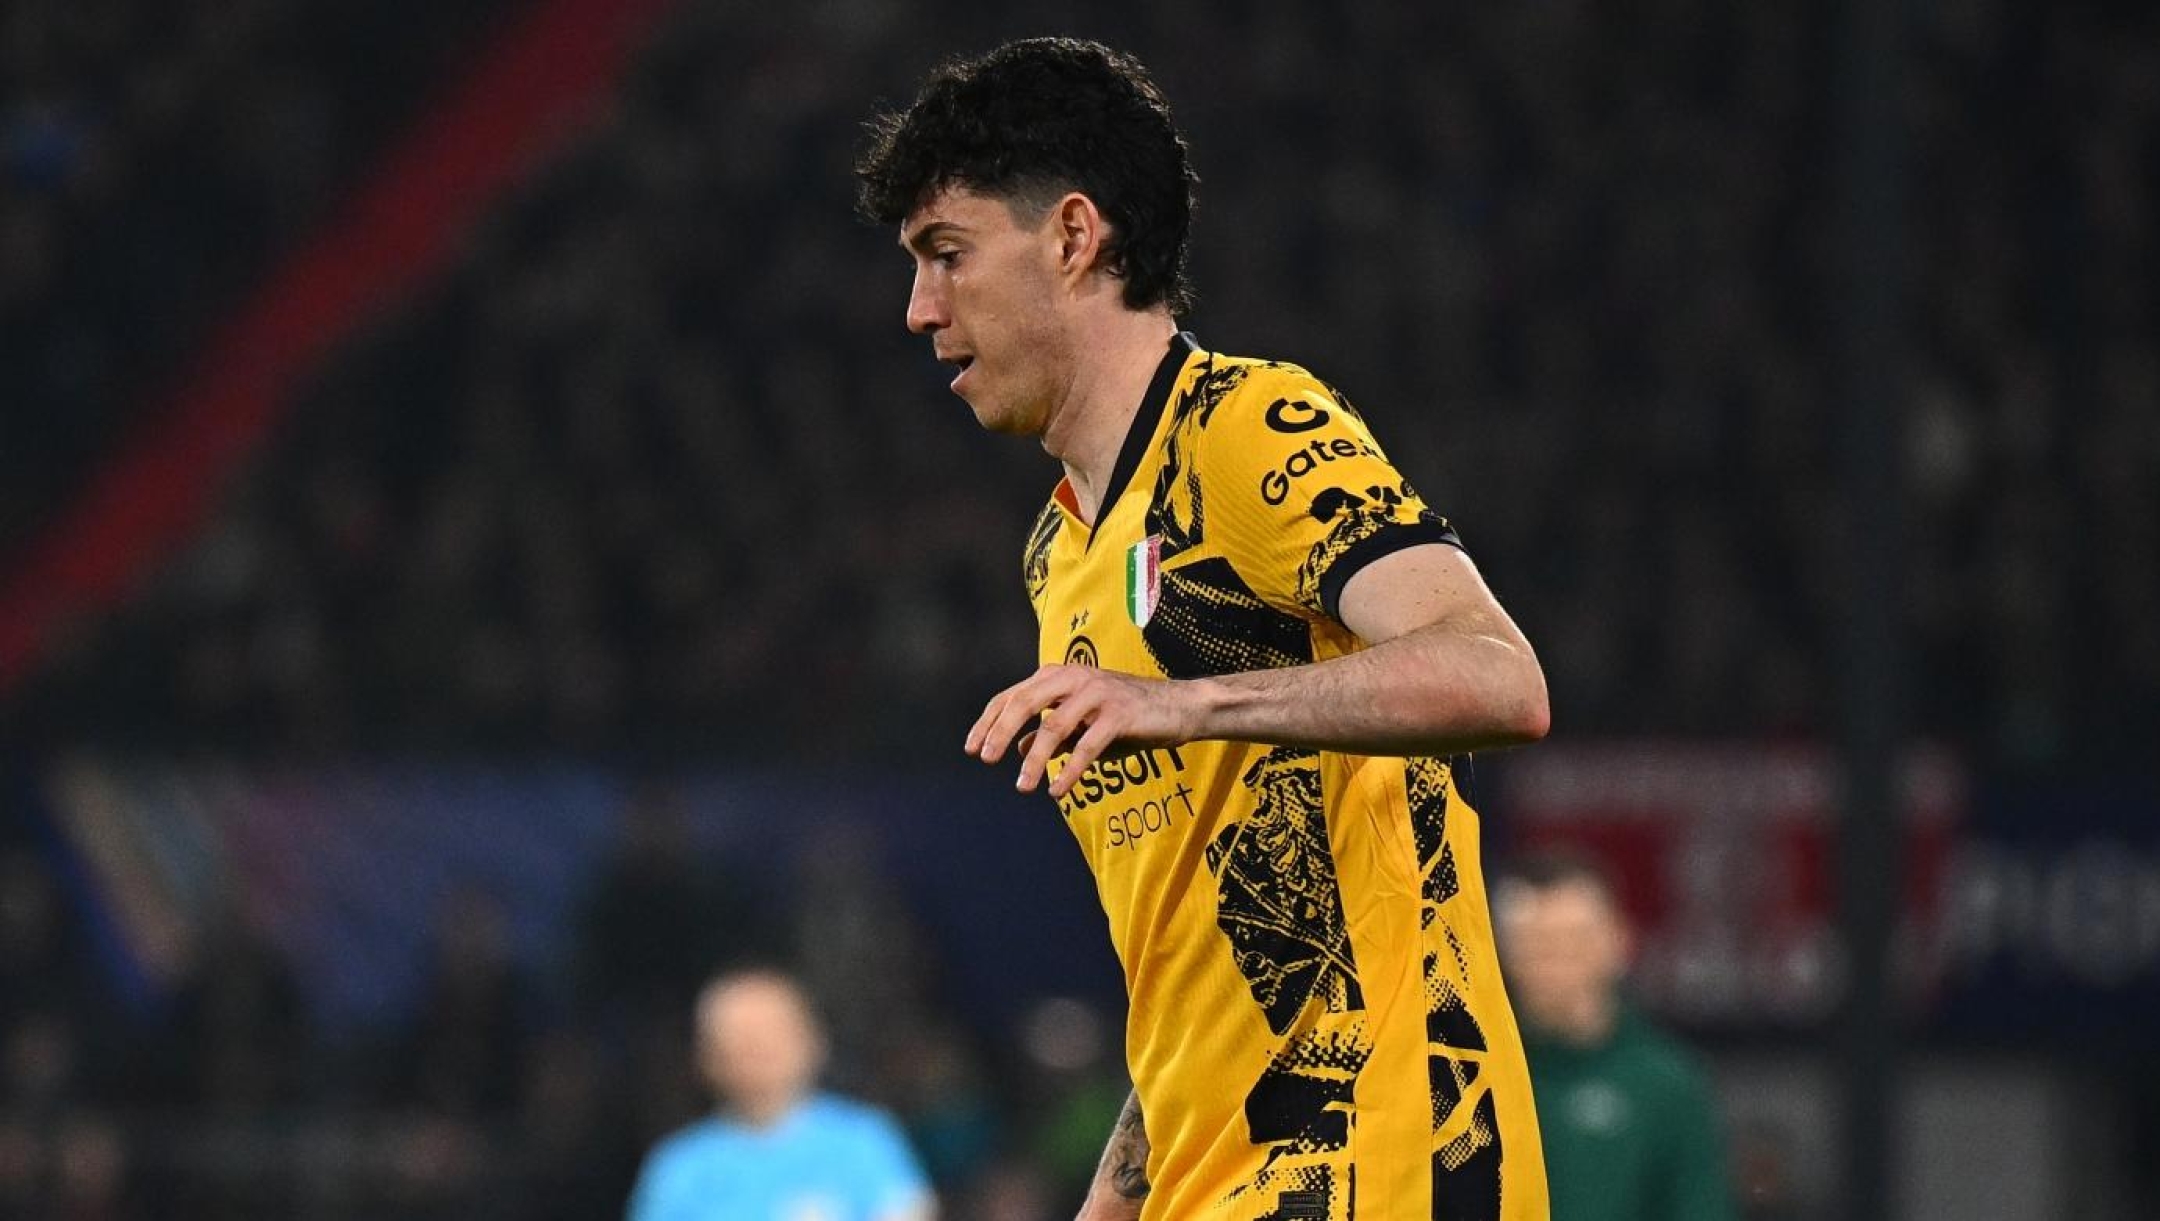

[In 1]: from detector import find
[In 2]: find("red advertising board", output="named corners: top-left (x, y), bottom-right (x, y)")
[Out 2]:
top-left (1501, 741), bottom-right (1966, 1026)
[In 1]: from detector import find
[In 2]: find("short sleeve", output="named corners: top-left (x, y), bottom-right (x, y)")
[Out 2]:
top-left (1193, 370), bottom-right (1460, 624)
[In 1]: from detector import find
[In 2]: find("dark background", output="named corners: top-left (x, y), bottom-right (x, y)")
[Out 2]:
top-left (2, 1), bottom-right (2154, 1218)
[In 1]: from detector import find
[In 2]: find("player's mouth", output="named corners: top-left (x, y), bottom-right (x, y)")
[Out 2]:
top-left (940, 353), bottom-right (976, 393)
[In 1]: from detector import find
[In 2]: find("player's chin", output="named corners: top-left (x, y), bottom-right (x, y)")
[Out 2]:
top-left (969, 396), bottom-right (1032, 436)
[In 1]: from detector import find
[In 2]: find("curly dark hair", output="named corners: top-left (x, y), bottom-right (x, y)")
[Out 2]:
top-left (856, 37), bottom-right (1199, 316)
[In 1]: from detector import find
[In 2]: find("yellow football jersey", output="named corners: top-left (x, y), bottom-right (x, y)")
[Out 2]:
top-left (1026, 335), bottom-right (1548, 1221)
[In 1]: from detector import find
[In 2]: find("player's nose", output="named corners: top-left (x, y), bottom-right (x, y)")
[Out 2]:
top-left (905, 268), bottom-right (946, 335)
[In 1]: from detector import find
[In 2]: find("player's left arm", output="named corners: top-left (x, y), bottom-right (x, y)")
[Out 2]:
top-left (969, 541), bottom-right (1547, 797)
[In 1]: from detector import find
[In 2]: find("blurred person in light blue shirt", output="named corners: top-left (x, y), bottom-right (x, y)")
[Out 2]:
top-left (628, 969), bottom-right (935, 1221)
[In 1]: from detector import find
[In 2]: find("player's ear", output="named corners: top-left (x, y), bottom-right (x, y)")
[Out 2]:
top-left (1052, 192), bottom-right (1108, 279)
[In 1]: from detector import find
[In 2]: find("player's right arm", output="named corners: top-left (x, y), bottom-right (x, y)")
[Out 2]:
top-left (1076, 1090), bottom-right (1151, 1221)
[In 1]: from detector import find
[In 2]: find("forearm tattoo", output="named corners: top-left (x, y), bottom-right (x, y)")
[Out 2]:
top-left (1107, 1091), bottom-right (1152, 1200)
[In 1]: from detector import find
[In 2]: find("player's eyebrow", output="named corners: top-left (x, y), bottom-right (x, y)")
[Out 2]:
top-left (901, 220), bottom-right (966, 253)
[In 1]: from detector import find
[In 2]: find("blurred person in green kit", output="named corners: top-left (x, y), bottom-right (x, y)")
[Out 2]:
top-left (1495, 849), bottom-right (1737, 1221)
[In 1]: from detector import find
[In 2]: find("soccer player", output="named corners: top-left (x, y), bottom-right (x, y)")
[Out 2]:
top-left (627, 969), bottom-right (935, 1221)
top-left (858, 38), bottom-right (1552, 1221)
top-left (1494, 851), bottom-right (1736, 1221)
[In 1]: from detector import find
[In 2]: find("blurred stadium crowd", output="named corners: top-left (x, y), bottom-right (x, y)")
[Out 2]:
top-left (3, 0), bottom-right (2155, 1217)
top-left (12, 0), bottom-right (2155, 767)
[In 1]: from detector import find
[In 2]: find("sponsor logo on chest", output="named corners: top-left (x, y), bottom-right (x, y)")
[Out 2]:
top-left (1055, 746), bottom-right (1198, 851)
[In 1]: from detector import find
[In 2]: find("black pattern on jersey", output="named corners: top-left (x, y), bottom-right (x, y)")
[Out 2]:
top-left (1246, 1027), bottom-right (1370, 1153)
top-left (1431, 1092), bottom-right (1504, 1221)
top-left (1411, 756), bottom-right (1484, 1053)
top-left (1142, 360), bottom-right (1314, 679)
top-left (1246, 1166), bottom-right (1338, 1221)
top-left (1292, 479), bottom-right (1449, 616)
top-left (1182, 358), bottom-right (1254, 432)
top-left (1406, 757), bottom-right (1461, 919)
top-left (1225, 1026), bottom-right (1370, 1219)
top-left (1146, 357), bottom-right (1251, 557)
top-left (1206, 747), bottom-right (1363, 1035)
top-left (1409, 758), bottom-right (1504, 1219)
top-left (1320, 381), bottom-right (1370, 427)
top-left (1429, 1053), bottom-right (1483, 1130)
top-left (1426, 950), bottom-right (1487, 1054)
top-left (1143, 558), bottom-right (1314, 678)
top-left (1428, 920), bottom-right (1487, 1041)
top-left (1022, 502), bottom-right (1062, 607)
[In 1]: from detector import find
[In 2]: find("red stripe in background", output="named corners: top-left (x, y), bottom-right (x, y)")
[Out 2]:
top-left (0, 0), bottom-right (678, 694)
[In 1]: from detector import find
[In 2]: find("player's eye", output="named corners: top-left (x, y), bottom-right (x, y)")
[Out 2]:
top-left (934, 248), bottom-right (962, 267)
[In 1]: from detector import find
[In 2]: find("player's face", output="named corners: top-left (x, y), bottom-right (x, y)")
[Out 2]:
top-left (1495, 879), bottom-right (1631, 1040)
top-left (696, 977), bottom-right (824, 1121)
top-left (899, 186), bottom-right (1073, 435)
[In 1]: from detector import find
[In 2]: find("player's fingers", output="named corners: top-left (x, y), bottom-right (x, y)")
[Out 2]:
top-left (1048, 717), bottom-right (1123, 800)
top-left (1013, 711), bottom-right (1073, 793)
top-left (971, 671), bottom-right (1056, 762)
top-left (965, 686), bottom-right (1018, 758)
top-left (985, 666), bottom-right (1088, 764)
top-left (1016, 686), bottom-right (1097, 792)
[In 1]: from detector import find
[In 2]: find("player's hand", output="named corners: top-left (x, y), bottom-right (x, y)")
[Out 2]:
top-left (967, 665), bottom-right (1210, 798)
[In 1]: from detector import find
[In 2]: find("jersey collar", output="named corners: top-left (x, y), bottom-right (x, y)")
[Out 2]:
top-left (1055, 331), bottom-right (1199, 541)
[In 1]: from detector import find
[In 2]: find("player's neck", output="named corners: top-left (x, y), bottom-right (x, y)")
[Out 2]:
top-left (1044, 309), bottom-right (1179, 524)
